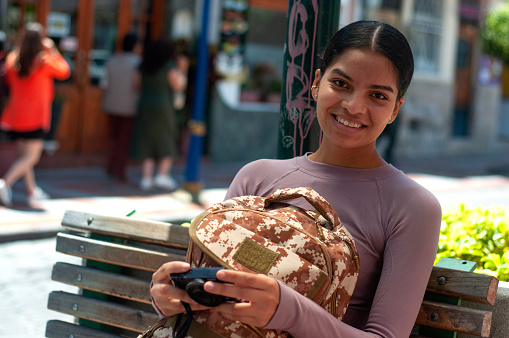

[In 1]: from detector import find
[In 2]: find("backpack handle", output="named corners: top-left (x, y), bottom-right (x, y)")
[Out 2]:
top-left (264, 187), bottom-right (339, 228)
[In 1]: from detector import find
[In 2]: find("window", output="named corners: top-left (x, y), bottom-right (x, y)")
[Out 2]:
top-left (408, 0), bottom-right (444, 74)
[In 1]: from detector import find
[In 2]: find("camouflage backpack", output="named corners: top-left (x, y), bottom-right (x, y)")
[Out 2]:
top-left (142, 187), bottom-right (359, 338)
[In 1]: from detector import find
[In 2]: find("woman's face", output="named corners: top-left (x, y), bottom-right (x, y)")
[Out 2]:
top-left (312, 48), bottom-right (404, 154)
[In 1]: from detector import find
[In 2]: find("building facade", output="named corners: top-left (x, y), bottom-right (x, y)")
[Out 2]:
top-left (210, 0), bottom-right (509, 163)
top-left (1, 0), bottom-right (508, 166)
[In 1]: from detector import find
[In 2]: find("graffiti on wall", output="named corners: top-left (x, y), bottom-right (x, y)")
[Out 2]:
top-left (279, 0), bottom-right (319, 157)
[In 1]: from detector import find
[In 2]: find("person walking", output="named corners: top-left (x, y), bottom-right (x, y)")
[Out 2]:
top-left (131, 39), bottom-right (185, 191)
top-left (101, 33), bottom-right (141, 182)
top-left (0, 23), bottom-right (70, 207)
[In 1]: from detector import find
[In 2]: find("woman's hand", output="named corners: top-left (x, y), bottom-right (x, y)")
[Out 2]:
top-left (150, 262), bottom-right (211, 317)
top-left (41, 37), bottom-right (55, 51)
top-left (205, 269), bottom-right (280, 327)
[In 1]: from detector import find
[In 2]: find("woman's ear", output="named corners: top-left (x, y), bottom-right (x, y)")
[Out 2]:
top-left (389, 97), bottom-right (405, 123)
top-left (311, 69), bottom-right (321, 100)
top-left (313, 69), bottom-right (321, 84)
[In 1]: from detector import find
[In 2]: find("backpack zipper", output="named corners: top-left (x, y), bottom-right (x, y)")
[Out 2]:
top-left (332, 232), bottom-right (360, 270)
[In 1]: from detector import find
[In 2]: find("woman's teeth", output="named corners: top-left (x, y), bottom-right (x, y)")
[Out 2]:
top-left (336, 116), bottom-right (362, 128)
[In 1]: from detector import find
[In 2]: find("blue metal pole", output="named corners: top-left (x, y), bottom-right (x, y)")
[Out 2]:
top-left (184, 0), bottom-right (210, 197)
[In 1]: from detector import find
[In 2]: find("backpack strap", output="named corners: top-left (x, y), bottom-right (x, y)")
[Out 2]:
top-left (264, 187), bottom-right (340, 229)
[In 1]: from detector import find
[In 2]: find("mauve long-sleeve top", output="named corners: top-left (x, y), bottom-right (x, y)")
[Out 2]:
top-left (224, 154), bottom-right (441, 337)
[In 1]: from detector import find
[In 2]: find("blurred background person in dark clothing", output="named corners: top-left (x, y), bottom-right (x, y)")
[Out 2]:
top-left (131, 39), bottom-right (186, 191)
top-left (101, 33), bottom-right (141, 182)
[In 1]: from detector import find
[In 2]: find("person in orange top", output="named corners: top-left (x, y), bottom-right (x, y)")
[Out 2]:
top-left (0, 23), bottom-right (70, 207)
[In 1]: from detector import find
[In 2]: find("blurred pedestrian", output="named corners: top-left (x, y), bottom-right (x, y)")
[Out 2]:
top-left (0, 31), bottom-right (9, 116)
top-left (173, 50), bottom-right (189, 111)
top-left (174, 46), bottom-right (191, 158)
top-left (131, 39), bottom-right (185, 191)
top-left (0, 23), bottom-right (70, 207)
top-left (101, 33), bottom-right (141, 182)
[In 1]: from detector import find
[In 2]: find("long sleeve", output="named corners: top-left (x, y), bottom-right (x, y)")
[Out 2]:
top-left (41, 51), bottom-right (70, 80)
top-left (264, 281), bottom-right (375, 337)
top-left (263, 193), bottom-right (441, 337)
top-left (225, 156), bottom-right (442, 337)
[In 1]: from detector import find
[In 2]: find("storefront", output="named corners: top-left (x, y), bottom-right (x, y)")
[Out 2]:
top-left (2, 0), bottom-right (166, 158)
top-left (1, 0), bottom-right (290, 165)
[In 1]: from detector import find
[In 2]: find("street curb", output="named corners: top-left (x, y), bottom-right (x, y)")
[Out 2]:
top-left (0, 216), bottom-right (195, 244)
top-left (0, 230), bottom-right (59, 244)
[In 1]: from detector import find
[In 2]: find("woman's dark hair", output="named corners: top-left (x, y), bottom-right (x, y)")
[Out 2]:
top-left (139, 39), bottom-right (176, 74)
top-left (16, 22), bottom-right (44, 78)
top-left (122, 33), bottom-right (138, 52)
top-left (320, 20), bottom-right (414, 100)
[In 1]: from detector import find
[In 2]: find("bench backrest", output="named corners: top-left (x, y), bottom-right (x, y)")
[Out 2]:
top-left (46, 210), bottom-right (498, 338)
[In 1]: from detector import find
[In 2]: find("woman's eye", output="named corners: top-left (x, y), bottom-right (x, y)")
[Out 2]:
top-left (373, 92), bottom-right (388, 100)
top-left (333, 80), bottom-right (347, 87)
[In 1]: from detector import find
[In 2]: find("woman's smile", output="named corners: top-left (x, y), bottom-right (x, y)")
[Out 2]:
top-left (313, 48), bottom-right (403, 150)
top-left (333, 114), bottom-right (365, 129)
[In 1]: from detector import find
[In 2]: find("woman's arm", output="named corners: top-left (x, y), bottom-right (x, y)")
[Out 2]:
top-left (167, 67), bottom-right (187, 92)
top-left (222, 164), bottom-right (442, 337)
top-left (41, 38), bottom-right (70, 80)
top-left (133, 71), bottom-right (141, 91)
top-left (207, 194), bottom-right (441, 337)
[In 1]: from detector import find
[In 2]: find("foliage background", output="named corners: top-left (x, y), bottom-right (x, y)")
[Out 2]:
top-left (437, 204), bottom-right (509, 281)
top-left (481, 1), bottom-right (509, 64)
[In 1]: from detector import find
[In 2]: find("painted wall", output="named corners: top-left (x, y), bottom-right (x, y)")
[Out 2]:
top-left (208, 88), bottom-right (280, 162)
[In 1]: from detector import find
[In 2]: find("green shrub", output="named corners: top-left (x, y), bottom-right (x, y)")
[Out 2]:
top-left (437, 204), bottom-right (509, 281)
top-left (481, 1), bottom-right (509, 64)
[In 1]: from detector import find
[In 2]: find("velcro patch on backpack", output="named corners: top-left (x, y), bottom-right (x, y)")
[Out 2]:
top-left (233, 238), bottom-right (279, 274)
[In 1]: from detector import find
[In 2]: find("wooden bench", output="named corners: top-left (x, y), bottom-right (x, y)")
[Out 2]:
top-left (45, 210), bottom-right (499, 338)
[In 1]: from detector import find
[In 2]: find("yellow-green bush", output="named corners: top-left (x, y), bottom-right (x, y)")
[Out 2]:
top-left (437, 204), bottom-right (509, 281)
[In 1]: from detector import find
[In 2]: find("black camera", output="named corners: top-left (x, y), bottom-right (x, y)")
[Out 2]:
top-left (170, 267), bottom-right (234, 307)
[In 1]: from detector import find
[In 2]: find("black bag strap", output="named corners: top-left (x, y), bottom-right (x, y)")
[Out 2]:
top-left (173, 301), bottom-right (193, 338)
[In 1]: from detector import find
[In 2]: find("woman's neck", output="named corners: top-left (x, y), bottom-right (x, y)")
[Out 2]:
top-left (308, 145), bottom-right (387, 169)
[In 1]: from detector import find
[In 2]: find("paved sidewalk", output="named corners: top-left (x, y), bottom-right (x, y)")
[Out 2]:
top-left (1, 151), bottom-right (509, 242)
top-left (0, 160), bottom-right (246, 242)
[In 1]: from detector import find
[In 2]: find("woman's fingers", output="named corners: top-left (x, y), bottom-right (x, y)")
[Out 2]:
top-left (151, 261), bottom-right (190, 285)
top-left (151, 262), bottom-right (210, 316)
top-left (204, 270), bottom-right (280, 327)
top-left (152, 265), bottom-right (280, 325)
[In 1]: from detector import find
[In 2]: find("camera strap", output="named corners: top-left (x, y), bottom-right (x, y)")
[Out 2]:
top-left (172, 301), bottom-right (193, 338)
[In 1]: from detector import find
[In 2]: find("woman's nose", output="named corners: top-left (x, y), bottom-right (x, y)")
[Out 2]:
top-left (341, 92), bottom-right (367, 114)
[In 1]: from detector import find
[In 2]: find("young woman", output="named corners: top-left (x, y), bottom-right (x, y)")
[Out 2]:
top-left (131, 39), bottom-right (184, 191)
top-left (0, 23), bottom-right (70, 207)
top-left (150, 21), bottom-right (442, 337)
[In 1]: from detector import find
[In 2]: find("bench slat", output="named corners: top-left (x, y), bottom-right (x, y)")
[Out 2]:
top-left (427, 266), bottom-right (498, 305)
top-left (47, 291), bottom-right (160, 333)
top-left (46, 211), bottom-right (498, 338)
top-left (51, 262), bottom-right (152, 303)
top-left (55, 232), bottom-right (186, 271)
top-left (46, 320), bottom-right (122, 338)
top-left (61, 210), bottom-right (190, 248)
top-left (416, 299), bottom-right (492, 337)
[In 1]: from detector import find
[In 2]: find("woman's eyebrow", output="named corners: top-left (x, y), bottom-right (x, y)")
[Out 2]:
top-left (331, 68), bottom-right (352, 81)
top-left (371, 84), bottom-right (395, 93)
top-left (330, 68), bottom-right (395, 93)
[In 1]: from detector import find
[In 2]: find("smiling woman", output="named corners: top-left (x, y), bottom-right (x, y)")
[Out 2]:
top-left (309, 48), bottom-right (404, 167)
top-left (151, 21), bottom-right (442, 338)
